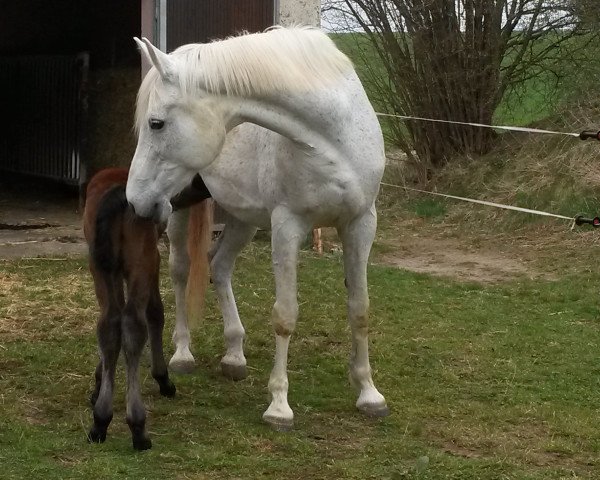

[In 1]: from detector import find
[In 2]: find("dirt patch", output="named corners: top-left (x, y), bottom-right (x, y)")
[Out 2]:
top-left (1, 176), bottom-right (596, 286)
top-left (0, 174), bottom-right (86, 259)
top-left (379, 236), bottom-right (533, 284)
top-left (0, 236), bottom-right (86, 259)
top-left (442, 441), bottom-right (483, 459)
top-left (0, 209), bottom-right (582, 285)
top-left (318, 222), bottom-right (577, 284)
top-left (369, 211), bottom-right (600, 283)
top-left (426, 419), bottom-right (596, 473)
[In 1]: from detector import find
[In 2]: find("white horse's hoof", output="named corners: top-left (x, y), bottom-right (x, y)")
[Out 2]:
top-left (262, 403), bottom-right (294, 431)
top-left (262, 413), bottom-right (294, 432)
top-left (356, 389), bottom-right (389, 417)
top-left (169, 358), bottom-right (196, 374)
top-left (220, 361), bottom-right (247, 381)
top-left (358, 402), bottom-right (390, 418)
top-left (169, 355), bottom-right (196, 374)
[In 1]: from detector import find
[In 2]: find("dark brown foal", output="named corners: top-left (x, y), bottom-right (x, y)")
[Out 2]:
top-left (84, 167), bottom-right (175, 451)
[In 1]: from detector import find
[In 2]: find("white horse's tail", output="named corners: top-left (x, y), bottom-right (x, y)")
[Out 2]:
top-left (186, 199), bottom-right (213, 327)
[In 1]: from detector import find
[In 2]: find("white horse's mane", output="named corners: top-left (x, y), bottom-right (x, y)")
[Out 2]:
top-left (136, 27), bottom-right (353, 129)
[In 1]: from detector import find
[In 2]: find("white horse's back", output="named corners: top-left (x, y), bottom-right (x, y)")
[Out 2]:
top-left (202, 70), bottom-right (385, 230)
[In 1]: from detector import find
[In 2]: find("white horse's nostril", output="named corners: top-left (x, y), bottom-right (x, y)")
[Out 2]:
top-left (150, 203), bottom-right (162, 223)
top-left (127, 200), bottom-right (160, 221)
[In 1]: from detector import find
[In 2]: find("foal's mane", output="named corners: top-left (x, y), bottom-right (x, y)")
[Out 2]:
top-left (136, 27), bottom-right (353, 129)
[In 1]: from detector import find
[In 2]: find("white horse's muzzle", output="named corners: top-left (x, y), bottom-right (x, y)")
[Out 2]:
top-left (127, 195), bottom-right (172, 224)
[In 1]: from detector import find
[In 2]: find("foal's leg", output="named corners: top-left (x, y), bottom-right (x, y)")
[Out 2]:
top-left (122, 290), bottom-right (152, 451)
top-left (88, 270), bottom-right (122, 444)
top-left (91, 273), bottom-right (125, 406)
top-left (166, 208), bottom-right (196, 373)
top-left (209, 215), bottom-right (257, 380)
top-left (147, 274), bottom-right (176, 397)
top-left (263, 208), bottom-right (310, 430)
top-left (338, 206), bottom-right (388, 417)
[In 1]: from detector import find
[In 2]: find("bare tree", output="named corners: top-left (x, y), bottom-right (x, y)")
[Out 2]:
top-left (324, 1), bottom-right (600, 170)
top-left (568, 0), bottom-right (600, 28)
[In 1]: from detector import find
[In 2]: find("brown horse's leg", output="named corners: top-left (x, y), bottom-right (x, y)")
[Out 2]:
top-left (90, 361), bottom-right (102, 406)
top-left (88, 268), bottom-right (122, 444)
top-left (90, 272), bottom-right (125, 406)
top-left (146, 262), bottom-right (176, 397)
top-left (122, 274), bottom-right (152, 450)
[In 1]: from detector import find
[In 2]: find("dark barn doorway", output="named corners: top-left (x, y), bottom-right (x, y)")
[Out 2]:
top-left (0, 0), bottom-right (275, 209)
top-left (0, 0), bottom-right (277, 256)
top-left (0, 0), bottom-right (141, 190)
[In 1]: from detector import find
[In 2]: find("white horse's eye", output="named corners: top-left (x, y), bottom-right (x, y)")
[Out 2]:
top-left (149, 119), bottom-right (165, 130)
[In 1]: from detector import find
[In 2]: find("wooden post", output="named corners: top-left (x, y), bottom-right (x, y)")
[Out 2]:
top-left (312, 228), bottom-right (322, 254)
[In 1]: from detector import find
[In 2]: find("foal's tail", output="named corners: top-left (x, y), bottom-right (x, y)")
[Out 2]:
top-left (186, 199), bottom-right (213, 327)
top-left (93, 186), bottom-right (128, 273)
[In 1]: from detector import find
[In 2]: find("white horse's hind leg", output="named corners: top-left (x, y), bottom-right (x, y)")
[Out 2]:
top-left (209, 215), bottom-right (257, 380)
top-left (167, 209), bottom-right (196, 373)
top-left (338, 207), bottom-right (389, 417)
top-left (263, 208), bottom-right (310, 431)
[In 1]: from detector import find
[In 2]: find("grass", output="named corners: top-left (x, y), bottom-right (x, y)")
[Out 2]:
top-left (404, 105), bottom-right (600, 232)
top-left (2, 239), bottom-right (600, 479)
top-left (407, 199), bottom-right (447, 219)
top-left (493, 74), bottom-right (564, 126)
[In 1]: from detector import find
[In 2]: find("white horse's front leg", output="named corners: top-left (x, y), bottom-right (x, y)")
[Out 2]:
top-left (263, 208), bottom-right (309, 431)
top-left (338, 206), bottom-right (389, 417)
top-left (167, 209), bottom-right (196, 373)
top-left (209, 216), bottom-right (256, 380)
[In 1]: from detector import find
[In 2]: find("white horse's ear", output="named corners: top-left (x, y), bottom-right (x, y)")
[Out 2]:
top-left (134, 36), bottom-right (175, 82)
top-left (133, 37), bottom-right (152, 67)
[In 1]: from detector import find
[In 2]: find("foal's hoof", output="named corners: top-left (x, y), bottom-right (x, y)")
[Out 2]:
top-left (128, 419), bottom-right (152, 451)
top-left (169, 357), bottom-right (196, 374)
top-left (262, 414), bottom-right (294, 432)
top-left (154, 374), bottom-right (177, 398)
top-left (159, 380), bottom-right (177, 398)
top-left (87, 427), bottom-right (107, 444)
top-left (132, 436), bottom-right (152, 451)
top-left (358, 402), bottom-right (390, 418)
top-left (88, 413), bottom-right (112, 444)
top-left (220, 361), bottom-right (247, 381)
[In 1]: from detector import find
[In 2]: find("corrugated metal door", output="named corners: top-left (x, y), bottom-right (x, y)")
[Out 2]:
top-left (166, 0), bottom-right (274, 50)
top-left (0, 53), bottom-right (88, 185)
top-left (163, 0), bottom-right (274, 228)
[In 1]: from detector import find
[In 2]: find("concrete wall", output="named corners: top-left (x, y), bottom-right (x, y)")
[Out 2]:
top-left (276, 0), bottom-right (321, 27)
top-left (140, 0), bottom-right (156, 75)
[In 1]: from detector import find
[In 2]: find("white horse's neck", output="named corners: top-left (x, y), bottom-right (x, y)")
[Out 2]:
top-left (224, 99), bottom-right (315, 149)
top-left (216, 87), bottom-right (350, 154)
top-left (137, 29), bottom-right (358, 154)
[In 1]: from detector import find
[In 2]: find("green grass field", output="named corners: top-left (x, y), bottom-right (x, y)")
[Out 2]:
top-left (1, 28), bottom-right (600, 480)
top-left (1, 239), bottom-right (600, 479)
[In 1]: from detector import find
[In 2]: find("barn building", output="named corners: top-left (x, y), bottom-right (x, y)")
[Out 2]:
top-left (0, 0), bottom-right (320, 193)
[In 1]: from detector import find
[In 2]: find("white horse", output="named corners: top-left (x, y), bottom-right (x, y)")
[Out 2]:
top-left (126, 27), bottom-right (389, 430)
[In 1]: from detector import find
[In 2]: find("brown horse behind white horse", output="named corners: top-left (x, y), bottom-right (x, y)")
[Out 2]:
top-left (83, 167), bottom-right (211, 450)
